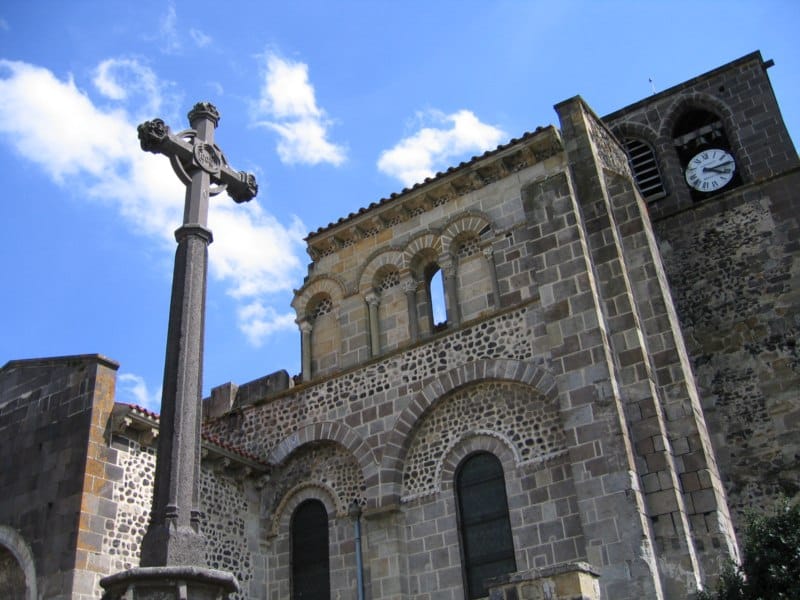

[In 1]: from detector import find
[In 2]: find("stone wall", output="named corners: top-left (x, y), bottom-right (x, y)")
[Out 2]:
top-left (605, 50), bottom-right (800, 532)
top-left (605, 51), bottom-right (798, 220)
top-left (205, 97), bottom-right (739, 597)
top-left (99, 417), bottom-right (266, 600)
top-left (654, 173), bottom-right (800, 528)
top-left (0, 355), bottom-right (119, 600)
top-left (0, 358), bottom-right (266, 600)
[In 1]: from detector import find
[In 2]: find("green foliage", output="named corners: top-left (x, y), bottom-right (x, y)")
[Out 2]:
top-left (698, 500), bottom-right (800, 600)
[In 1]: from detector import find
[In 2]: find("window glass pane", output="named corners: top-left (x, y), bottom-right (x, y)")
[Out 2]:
top-left (457, 452), bottom-right (516, 599)
top-left (291, 500), bottom-right (330, 600)
top-left (429, 268), bottom-right (447, 325)
top-left (464, 518), bottom-right (515, 560)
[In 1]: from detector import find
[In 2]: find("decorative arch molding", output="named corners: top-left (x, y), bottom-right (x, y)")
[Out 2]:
top-left (267, 421), bottom-right (379, 485)
top-left (0, 525), bottom-right (37, 600)
top-left (662, 94), bottom-right (743, 165)
top-left (404, 231), bottom-right (443, 274)
top-left (659, 92), bottom-right (738, 142)
top-left (440, 211), bottom-right (494, 256)
top-left (357, 248), bottom-right (406, 294)
top-left (373, 358), bottom-right (558, 507)
top-left (412, 430), bottom-right (519, 503)
top-left (608, 122), bottom-right (669, 200)
top-left (400, 430), bottom-right (518, 503)
top-left (269, 482), bottom-right (339, 538)
top-left (611, 121), bottom-right (660, 148)
top-left (291, 274), bottom-right (348, 315)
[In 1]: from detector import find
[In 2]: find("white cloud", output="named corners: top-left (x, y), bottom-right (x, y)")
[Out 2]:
top-left (93, 58), bottom-right (163, 116)
top-left (159, 3), bottom-right (181, 54)
top-left (118, 373), bottom-right (162, 412)
top-left (253, 52), bottom-right (345, 166)
top-left (268, 119), bottom-right (346, 166)
top-left (190, 28), bottom-right (212, 48)
top-left (237, 301), bottom-right (298, 347)
top-left (378, 109), bottom-right (506, 187)
top-left (209, 203), bottom-right (306, 298)
top-left (208, 81), bottom-right (225, 97)
top-left (0, 59), bottom-right (306, 348)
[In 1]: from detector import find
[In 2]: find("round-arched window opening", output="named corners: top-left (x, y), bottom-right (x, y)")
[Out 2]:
top-left (425, 264), bottom-right (447, 330)
top-left (672, 108), bottom-right (740, 200)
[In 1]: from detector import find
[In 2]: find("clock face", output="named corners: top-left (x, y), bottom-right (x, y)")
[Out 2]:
top-left (685, 148), bottom-right (736, 192)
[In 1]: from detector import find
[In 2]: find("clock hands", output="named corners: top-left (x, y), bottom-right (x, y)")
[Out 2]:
top-left (684, 148), bottom-right (735, 192)
top-left (703, 161), bottom-right (734, 174)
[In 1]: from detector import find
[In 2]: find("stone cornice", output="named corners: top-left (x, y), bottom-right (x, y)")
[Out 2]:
top-left (305, 126), bottom-right (563, 261)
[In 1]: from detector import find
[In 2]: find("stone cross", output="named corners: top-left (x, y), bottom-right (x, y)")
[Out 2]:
top-left (136, 103), bottom-right (257, 569)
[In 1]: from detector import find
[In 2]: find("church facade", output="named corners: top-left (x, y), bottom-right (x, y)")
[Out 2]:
top-left (1, 51), bottom-right (798, 600)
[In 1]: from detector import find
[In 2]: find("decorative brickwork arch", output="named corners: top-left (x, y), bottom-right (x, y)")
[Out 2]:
top-left (0, 526), bottom-right (37, 600)
top-left (291, 274), bottom-right (347, 317)
top-left (293, 275), bottom-right (347, 379)
top-left (404, 232), bottom-right (442, 272)
top-left (357, 248), bottom-right (406, 294)
top-left (440, 211), bottom-right (494, 257)
top-left (660, 92), bottom-right (747, 182)
top-left (659, 92), bottom-right (738, 144)
top-left (611, 121), bottom-right (659, 147)
top-left (441, 212), bottom-right (501, 320)
top-left (426, 431), bottom-right (519, 502)
top-left (404, 232), bottom-right (449, 334)
top-left (610, 122), bottom-right (668, 202)
top-left (267, 421), bottom-right (379, 486)
top-left (269, 482), bottom-right (338, 538)
top-left (374, 358), bottom-right (558, 507)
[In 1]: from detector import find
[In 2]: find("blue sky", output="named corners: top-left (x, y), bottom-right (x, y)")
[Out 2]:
top-left (1, 1), bottom-right (798, 411)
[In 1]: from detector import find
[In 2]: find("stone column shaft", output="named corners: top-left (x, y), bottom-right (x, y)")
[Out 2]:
top-left (141, 229), bottom-right (211, 567)
top-left (440, 258), bottom-right (460, 327)
top-left (403, 278), bottom-right (419, 342)
top-left (483, 246), bottom-right (502, 308)
top-left (300, 320), bottom-right (313, 382)
top-left (366, 292), bottom-right (381, 357)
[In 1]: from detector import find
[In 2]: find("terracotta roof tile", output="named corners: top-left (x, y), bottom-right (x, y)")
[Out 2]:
top-left (120, 403), bottom-right (266, 466)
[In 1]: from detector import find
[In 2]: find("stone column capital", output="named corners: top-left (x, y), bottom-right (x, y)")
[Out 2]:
top-left (365, 291), bottom-right (380, 306)
top-left (174, 224), bottom-right (214, 244)
top-left (401, 276), bottom-right (419, 294)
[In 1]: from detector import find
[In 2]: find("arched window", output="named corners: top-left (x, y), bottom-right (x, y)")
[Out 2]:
top-left (456, 452), bottom-right (516, 599)
top-left (426, 264), bottom-right (447, 331)
top-left (623, 138), bottom-right (665, 201)
top-left (291, 500), bottom-right (330, 600)
top-left (0, 546), bottom-right (27, 600)
top-left (672, 108), bottom-right (740, 200)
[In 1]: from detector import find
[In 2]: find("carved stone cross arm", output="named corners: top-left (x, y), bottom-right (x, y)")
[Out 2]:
top-left (137, 102), bottom-right (258, 206)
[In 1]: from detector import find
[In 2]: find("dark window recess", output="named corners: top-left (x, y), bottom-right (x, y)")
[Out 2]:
top-left (457, 452), bottom-right (516, 599)
top-left (623, 138), bottom-right (666, 200)
top-left (291, 500), bottom-right (330, 600)
top-left (672, 109), bottom-right (741, 200)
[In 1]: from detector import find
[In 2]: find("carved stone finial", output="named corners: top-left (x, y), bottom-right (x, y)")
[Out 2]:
top-left (137, 119), bottom-right (170, 153)
top-left (188, 102), bottom-right (220, 127)
top-left (229, 171), bottom-right (259, 203)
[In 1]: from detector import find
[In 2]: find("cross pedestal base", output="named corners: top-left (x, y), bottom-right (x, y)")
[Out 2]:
top-left (100, 566), bottom-right (239, 600)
